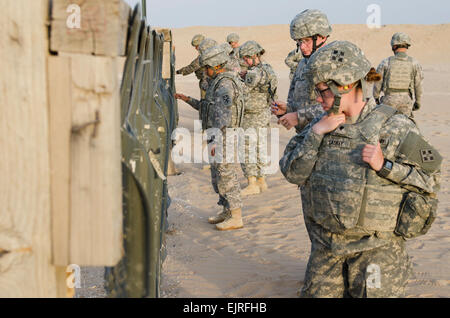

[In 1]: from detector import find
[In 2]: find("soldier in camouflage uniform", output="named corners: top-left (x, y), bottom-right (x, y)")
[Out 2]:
top-left (373, 33), bottom-right (424, 117)
top-left (227, 33), bottom-right (241, 59)
top-left (238, 41), bottom-right (278, 196)
top-left (285, 46), bottom-right (303, 81)
top-left (271, 9), bottom-right (332, 133)
top-left (176, 34), bottom-right (208, 99)
top-left (175, 45), bottom-right (246, 231)
top-left (280, 41), bottom-right (442, 298)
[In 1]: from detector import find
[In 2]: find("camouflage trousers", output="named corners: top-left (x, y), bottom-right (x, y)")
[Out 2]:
top-left (381, 93), bottom-right (414, 117)
top-left (300, 238), bottom-right (411, 298)
top-left (210, 140), bottom-right (242, 211)
top-left (240, 112), bottom-right (270, 178)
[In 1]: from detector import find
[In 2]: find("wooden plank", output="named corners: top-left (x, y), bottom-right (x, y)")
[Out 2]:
top-left (162, 41), bottom-right (172, 80)
top-left (47, 56), bottom-right (72, 266)
top-left (50, 0), bottom-right (130, 56)
top-left (0, 0), bottom-right (59, 297)
top-left (69, 55), bottom-right (123, 266)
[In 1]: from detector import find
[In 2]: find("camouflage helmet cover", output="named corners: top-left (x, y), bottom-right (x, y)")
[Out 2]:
top-left (221, 42), bottom-right (234, 55)
top-left (308, 41), bottom-right (372, 87)
top-left (198, 38), bottom-right (218, 54)
top-left (191, 34), bottom-right (206, 47)
top-left (200, 45), bottom-right (230, 68)
top-left (239, 40), bottom-right (265, 57)
top-left (290, 9), bottom-right (332, 40)
top-left (227, 33), bottom-right (240, 43)
top-left (391, 32), bottom-right (412, 47)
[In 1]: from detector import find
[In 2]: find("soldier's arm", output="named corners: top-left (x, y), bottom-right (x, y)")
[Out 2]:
top-left (185, 97), bottom-right (202, 111)
top-left (177, 56), bottom-right (201, 76)
top-left (373, 60), bottom-right (387, 101)
top-left (413, 62), bottom-right (424, 109)
top-left (279, 118), bottom-right (324, 186)
top-left (380, 116), bottom-right (441, 195)
top-left (295, 103), bottom-right (325, 132)
top-left (285, 50), bottom-right (298, 69)
top-left (213, 80), bottom-right (237, 131)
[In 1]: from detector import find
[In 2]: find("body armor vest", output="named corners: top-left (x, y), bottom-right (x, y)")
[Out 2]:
top-left (201, 72), bottom-right (245, 131)
top-left (245, 64), bottom-right (275, 114)
top-left (385, 55), bottom-right (414, 91)
top-left (306, 105), bottom-right (406, 235)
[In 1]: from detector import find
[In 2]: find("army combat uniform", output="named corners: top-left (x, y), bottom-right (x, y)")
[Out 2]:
top-left (284, 9), bottom-right (332, 133)
top-left (374, 52), bottom-right (424, 117)
top-left (185, 45), bottom-right (245, 229)
top-left (280, 41), bottom-right (442, 298)
top-left (177, 34), bottom-right (208, 99)
top-left (373, 33), bottom-right (424, 117)
top-left (241, 61), bottom-right (278, 179)
top-left (285, 48), bottom-right (303, 81)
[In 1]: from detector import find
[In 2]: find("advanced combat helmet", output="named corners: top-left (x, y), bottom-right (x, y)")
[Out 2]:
top-left (198, 38), bottom-right (218, 54)
top-left (191, 34), bottom-right (206, 47)
top-left (290, 9), bottom-right (332, 41)
top-left (239, 40), bottom-right (265, 58)
top-left (391, 32), bottom-right (412, 47)
top-left (308, 41), bottom-right (372, 113)
top-left (227, 33), bottom-right (240, 43)
top-left (200, 45), bottom-right (230, 68)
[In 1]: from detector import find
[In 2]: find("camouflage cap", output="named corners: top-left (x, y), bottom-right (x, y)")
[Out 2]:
top-left (391, 32), bottom-right (412, 47)
top-left (290, 9), bottom-right (332, 40)
top-left (308, 41), bottom-right (372, 86)
top-left (227, 33), bottom-right (240, 43)
top-left (200, 44), bottom-right (230, 68)
top-left (239, 40), bottom-right (265, 57)
top-left (191, 34), bottom-right (206, 47)
top-left (198, 38), bottom-right (218, 54)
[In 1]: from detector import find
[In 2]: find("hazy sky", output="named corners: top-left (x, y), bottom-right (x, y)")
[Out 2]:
top-left (125, 0), bottom-right (449, 28)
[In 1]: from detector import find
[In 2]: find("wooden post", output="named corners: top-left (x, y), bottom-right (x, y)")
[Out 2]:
top-left (0, 0), bottom-right (64, 297)
top-left (48, 0), bottom-right (129, 267)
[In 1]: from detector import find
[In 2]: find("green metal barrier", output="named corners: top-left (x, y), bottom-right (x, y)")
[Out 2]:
top-left (105, 1), bottom-right (177, 298)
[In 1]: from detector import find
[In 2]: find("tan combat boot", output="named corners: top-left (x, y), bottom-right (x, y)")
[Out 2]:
top-left (241, 176), bottom-right (261, 196)
top-left (216, 208), bottom-right (244, 231)
top-left (257, 177), bottom-right (268, 192)
top-left (208, 207), bottom-right (231, 225)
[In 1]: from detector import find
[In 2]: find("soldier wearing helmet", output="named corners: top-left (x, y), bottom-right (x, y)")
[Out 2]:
top-left (271, 9), bottom-right (332, 133)
top-left (238, 41), bottom-right (278, 196)
top-left (279, 40), bottom-right (441, 298)
top-left (373, 32), bottom-right (424, 117)
top-left (227, 33), bottom-right (241, 59)
top-left (175, 45), bottom-right (246, 231)
top-left (285, 46), bottom-right (303, 81)
top-left (176, 34), bottom-right (208, 98)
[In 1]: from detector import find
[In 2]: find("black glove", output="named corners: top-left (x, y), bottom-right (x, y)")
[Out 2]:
top-left (413, 102), bottom-right (420, 111)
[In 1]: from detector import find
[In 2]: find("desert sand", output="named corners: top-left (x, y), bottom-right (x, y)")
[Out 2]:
top-left (160, 23), bottom-right (450, 298)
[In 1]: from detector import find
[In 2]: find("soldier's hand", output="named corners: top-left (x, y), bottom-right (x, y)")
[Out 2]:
top-left (239, 71), bottom-right (247, 79)
top-left (271, 101), bottom-right (287, 116)
top-left (210, 144), bottom-right (216, 157)
top-left (312, 114), bottom-right (346, 135)
top-left (278, 112), bottom-right (299, 130)
top-left (175, 93), bottom-right (189, 102)
top-left (362, 142), bottom-right (384, 172)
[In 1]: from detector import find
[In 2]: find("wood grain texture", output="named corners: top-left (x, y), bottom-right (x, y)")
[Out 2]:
top-left (68, 55), bottom-right (123, 266)
top-left (0, 0), bottom-right (59, 297)
top-left (50, 0), bottom-right (130, 56)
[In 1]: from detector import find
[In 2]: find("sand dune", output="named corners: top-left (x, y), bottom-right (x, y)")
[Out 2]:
top-left (160, 23), bottom-right (450, 298)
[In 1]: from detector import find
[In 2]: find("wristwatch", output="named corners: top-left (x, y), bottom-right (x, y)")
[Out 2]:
top-left (377, 159), bottom-right (393, 178)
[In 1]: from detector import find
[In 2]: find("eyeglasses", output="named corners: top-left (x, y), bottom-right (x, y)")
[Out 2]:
top-left (296, 38), bottom-right (313, 45)
top-left (314, 87), bottom-right (331, 99)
